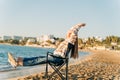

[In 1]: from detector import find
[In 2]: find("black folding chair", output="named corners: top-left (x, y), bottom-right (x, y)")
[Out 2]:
top-left (45, 51), bottom-right (69, 80)
top-left (45, 43), bottom-right (73, 80)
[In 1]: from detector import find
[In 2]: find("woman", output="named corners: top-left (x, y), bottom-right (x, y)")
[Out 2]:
top-left (8, 23), bottom-right (86, 68)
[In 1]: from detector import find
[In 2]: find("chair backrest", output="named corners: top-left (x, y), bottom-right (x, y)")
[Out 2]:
top-left (65, 43), bottom-right (74, 58)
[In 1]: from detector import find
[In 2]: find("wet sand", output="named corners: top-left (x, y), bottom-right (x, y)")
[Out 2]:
top-left (9, 50), bottom-right (120, 80)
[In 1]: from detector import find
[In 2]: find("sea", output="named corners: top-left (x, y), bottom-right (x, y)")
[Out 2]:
top-left (0, 44), bottom-right (90, 79)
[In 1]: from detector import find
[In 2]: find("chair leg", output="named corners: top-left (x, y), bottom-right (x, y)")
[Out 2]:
top-left (48, 62), bottom-right (66, 78)
top-left (44, 62), bottom-right (48, 78)
top-left (49, 64), bottom-right (65, 80)
top-left (45, 52), bottom-right (49, 78)
top-left (66, 59), bottom-right (68, 80)
top-left (49, 65), bottom-right (62, 78)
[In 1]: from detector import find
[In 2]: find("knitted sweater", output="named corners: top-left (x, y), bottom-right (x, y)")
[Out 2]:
top-left (53, 24), bottom-right (81, 57)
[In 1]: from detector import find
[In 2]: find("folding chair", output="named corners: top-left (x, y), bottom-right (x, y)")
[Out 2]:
top-left (45, 51), bottom-right (69, 80)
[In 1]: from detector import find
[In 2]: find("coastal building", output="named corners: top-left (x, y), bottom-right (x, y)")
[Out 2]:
top-left (111, 42), bottom-right (117, 46)
top-left (37, 35), bottom-right (55, 42)
top-left (0, 37), bottom-right (2, 40)
top-left (88, 46), bottom-right (106, 50)
top-left (1, 36), bottom-right (12, 40)
top-left (82, 38), bottom-right (88, 43)
top-left (27, 39), bottom-right (36, 43)
top-left (12, 36), bottom-right (23, 40)
top-left (0, 35), bottom-right (24, 41)
top-left (24, 37), bottom-right (36, 41)
top-left (95, 36), bottom-right (103, 42)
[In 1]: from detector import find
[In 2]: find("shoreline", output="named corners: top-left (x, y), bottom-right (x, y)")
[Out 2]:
top-left (0, 43), bottom-right (56, 49)
top-left (1, 43), bottom-right (120, 53)
top-left (8, 49), bottom-right (120, 80)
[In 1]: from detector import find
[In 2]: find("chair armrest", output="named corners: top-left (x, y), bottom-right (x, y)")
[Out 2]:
top-left (47, 52), bottom-right (67, 59)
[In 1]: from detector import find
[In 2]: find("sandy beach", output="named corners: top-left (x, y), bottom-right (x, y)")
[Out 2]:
top-left (9, 49), bottom-right (120, 80)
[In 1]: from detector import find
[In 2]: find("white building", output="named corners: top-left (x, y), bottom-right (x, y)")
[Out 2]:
top-left (1, 36), bottom-right (12, 40)
top-left (88, 46), bottom-right (106, 50)
top-left (0, 37), bottom-right (2, 40)
top-left (111, 42), bottom-right (117, 46)
top-left (27, 39), bottom-right (36, 43)
top-left (95, 36), bottom-right (103, 42)
top-left (37, 35), bottom-right (54, 42)
top-left (12, 36), bottom-right (23, 40)
top-left (0, 35), bottom-right (24, 41)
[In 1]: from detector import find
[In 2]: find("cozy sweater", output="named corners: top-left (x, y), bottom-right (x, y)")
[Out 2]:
top-left (53, 24), bottom-right (81, 57)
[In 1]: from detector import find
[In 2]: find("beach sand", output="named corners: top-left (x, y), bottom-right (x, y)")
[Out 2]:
top-left (9, 50), bottom-right (120, 80)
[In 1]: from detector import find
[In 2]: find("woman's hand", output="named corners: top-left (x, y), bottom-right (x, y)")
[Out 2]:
top-left (77, 23), bottom-right (86, 27)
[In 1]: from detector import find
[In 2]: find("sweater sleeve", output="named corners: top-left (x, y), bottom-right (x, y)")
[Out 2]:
top-left (67, 24), bottom-right (81, 38)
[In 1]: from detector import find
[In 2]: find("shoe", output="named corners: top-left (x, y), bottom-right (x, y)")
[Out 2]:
top-left (8, 52), bottom-right (17, 68)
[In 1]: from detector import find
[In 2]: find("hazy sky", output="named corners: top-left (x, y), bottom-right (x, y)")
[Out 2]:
top-left (0, 0), bottom-right (120, 38)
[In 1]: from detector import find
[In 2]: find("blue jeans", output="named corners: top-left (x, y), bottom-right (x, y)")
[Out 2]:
top-left (23, 55), bottom-right (64, 66)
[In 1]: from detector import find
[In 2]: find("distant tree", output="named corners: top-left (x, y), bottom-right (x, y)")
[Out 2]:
top-left (19, 40), bottom-right (26, 45)
top-left (57, 38), bottom-right (65, 42)
top-left (86, 37), bottom-right (92, 45)
top-left (0, 40), bottom-right (4, 43)
top-left (46, 40), bottom-right (52, 44)
top-left (78, 38), bottom-right (83, 45)
top-left (10, 40), bottom-right (19, 44)
top-left (105, 36), bottom-right (111, 45)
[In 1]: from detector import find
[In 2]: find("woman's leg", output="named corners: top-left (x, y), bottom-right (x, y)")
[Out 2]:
top-left (23, 55), bottom-right (64, 66)
top-left (8, 53), bottom-right (64, 67)
top-left (8, 53), bottom-right (47, 67)
top-left (8, 52), bottom-right (17, 68)
top-left (48, 55), bottom-right (64, 66)
top-left (22, 56), bottom-right (47, 66)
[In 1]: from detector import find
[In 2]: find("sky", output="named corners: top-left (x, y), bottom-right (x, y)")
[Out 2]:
top-left (0, 0), bottom-right (120, 38)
